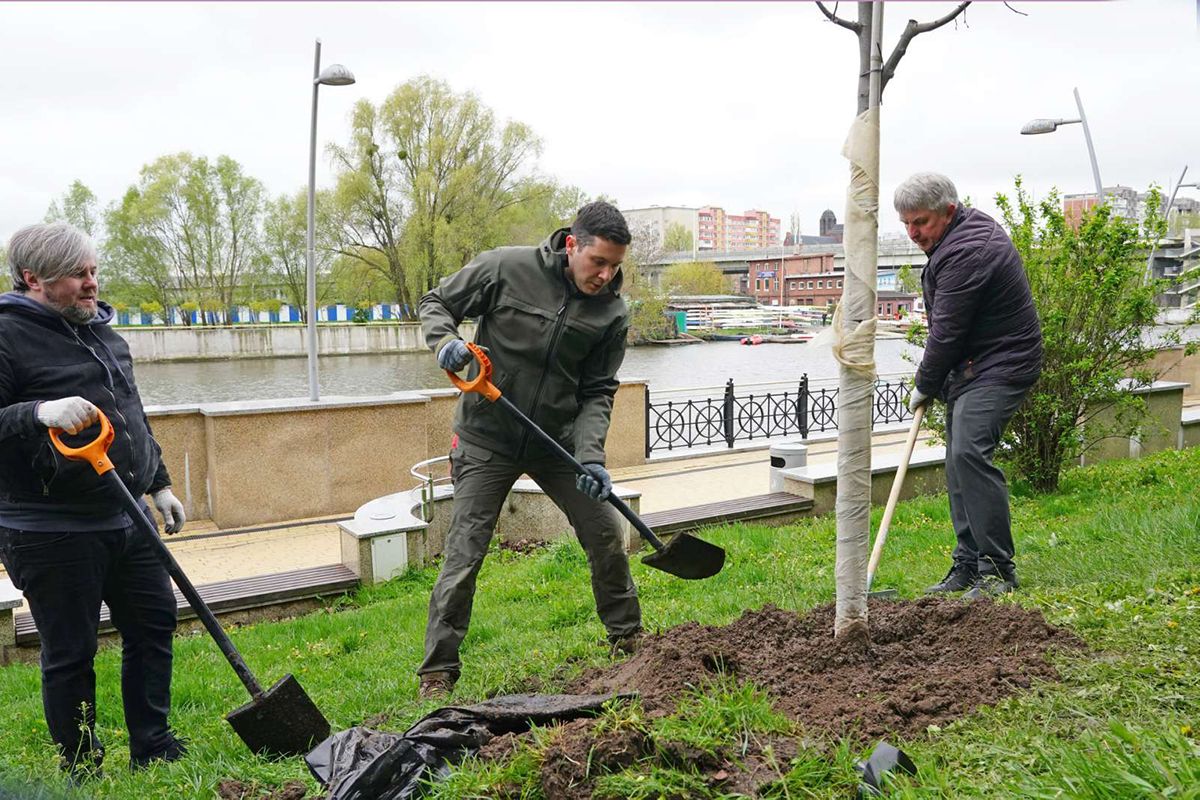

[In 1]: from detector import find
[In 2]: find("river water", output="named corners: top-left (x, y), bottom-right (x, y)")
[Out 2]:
top-left (134, 338), bottom-right (922, 406)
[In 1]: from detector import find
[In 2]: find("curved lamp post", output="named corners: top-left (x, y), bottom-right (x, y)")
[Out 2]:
top-left (1021, 87), bottom-right (1104, 203)
top-left (306, 39), bottom-right (355, 402)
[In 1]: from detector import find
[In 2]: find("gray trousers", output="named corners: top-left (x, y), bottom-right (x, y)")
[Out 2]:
top-left (944, 382), bottom-right (1031, 579)
top-left (418, 438), bottom-right (642, 677)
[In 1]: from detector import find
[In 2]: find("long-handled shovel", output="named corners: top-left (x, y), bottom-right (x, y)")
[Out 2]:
top-left (446, 342), bottom-right (725, 580)
top-left (865, 404), bottom-right (926, 599)
top-left (50, 410), bottom-right (331, 756)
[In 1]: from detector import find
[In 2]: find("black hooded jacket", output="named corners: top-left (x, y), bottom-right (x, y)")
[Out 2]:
top-left (916, 206), bottom-right (1043, 402)
top-left (0, 292), bottom-right (170, 527)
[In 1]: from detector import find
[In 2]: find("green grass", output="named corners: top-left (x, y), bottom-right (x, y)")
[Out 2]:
top-left (1, 448), bottom-right (1199, 798)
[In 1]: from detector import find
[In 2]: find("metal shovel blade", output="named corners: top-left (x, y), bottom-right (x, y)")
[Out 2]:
top-left (641, 533), bottom-right (726, 580)
top-left (226, 673), bottom-right (332, 757)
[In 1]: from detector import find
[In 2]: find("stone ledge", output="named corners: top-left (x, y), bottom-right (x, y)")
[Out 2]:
top-left (779, 446), bottom-right (948, 516)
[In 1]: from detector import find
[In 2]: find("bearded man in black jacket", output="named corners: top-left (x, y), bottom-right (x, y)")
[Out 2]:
top-left (0, 222), bottom-right (187, 780)
top-left (897, 173), bottom-right (1043, 600)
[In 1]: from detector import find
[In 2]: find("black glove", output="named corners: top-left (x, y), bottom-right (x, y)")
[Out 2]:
top-left (576, 463), bottom-right (612, 502)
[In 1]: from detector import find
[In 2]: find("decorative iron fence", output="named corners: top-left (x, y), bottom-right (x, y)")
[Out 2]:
top-left (644, 375), bottom-right (914, 456)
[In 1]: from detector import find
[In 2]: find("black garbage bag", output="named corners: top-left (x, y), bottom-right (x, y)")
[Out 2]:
top-left (306, 693), bottom-right (630, 800)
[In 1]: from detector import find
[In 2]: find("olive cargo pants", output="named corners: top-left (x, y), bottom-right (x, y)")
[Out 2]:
top-left (418, 438), bottom-right (642, 677)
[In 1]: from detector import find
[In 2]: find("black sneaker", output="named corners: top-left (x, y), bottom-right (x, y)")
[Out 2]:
top-left (130, 735), bottom-right (188, 771)
top-left (962, 574), bottom-right (1018, 600)
top-left (924, 563), bottom-right (978, 594)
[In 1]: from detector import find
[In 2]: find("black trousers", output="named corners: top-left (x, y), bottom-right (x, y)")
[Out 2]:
top-left (0, 524), bottom-right (178, 768)
top-left (943, 381), bottom-right (1032, 579)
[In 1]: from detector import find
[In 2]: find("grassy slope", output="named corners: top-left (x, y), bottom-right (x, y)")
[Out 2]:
top-left (0, 448), bottom-right (1197, 798)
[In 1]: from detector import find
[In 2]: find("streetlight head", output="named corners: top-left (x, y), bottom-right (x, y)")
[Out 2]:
top-left (1021, 118), bottom-right (1060, 135)
top-left (317, 64), bottom-right (356, 86)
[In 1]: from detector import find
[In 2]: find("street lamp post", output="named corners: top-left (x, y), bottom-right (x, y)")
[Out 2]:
top-left (306, 39), bottom-right (355, 402)
top-left (1021, 86), bottom-right (1104, 203)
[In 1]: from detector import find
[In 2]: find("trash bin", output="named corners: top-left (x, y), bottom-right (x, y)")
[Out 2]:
top-left (769, 441), bottom-right (808, 493)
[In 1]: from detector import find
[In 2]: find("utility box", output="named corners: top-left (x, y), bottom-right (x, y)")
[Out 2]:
top-left (769, 441), bottom-right (808, 492)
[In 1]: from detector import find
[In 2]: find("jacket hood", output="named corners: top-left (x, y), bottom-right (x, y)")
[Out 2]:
top-left (539, 227), bottom-right (626, 295)
top-left (0, 291), bottom-right (115, 325)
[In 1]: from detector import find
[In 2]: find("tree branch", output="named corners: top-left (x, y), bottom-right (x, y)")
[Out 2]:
top-left (815, 1), bottom-right (861, 33)
top-left (881, 2), bottom-right (971, 92)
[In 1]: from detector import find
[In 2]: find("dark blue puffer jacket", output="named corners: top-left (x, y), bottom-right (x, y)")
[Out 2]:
top-left (916, 206), bottom-right (1043, 401)
top-left (0, 292), bottom-right (170, 523)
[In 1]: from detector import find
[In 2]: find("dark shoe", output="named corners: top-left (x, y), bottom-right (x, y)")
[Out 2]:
top-left (130, 735), bottom-right (188, 771)
top-left (924, 563), bottom-right (978, 594)
top-left (962, 574), bottom-right (1017, 600)
top-left (61, 748), bottom-right (104, 786)
top-left (609, 630), bottom-right (644, 657)
top-left (418, 671), bottom-right (457, 700)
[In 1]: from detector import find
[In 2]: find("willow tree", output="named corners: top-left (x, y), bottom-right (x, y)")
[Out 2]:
top-left (815, 1), bottom-right (971, 639)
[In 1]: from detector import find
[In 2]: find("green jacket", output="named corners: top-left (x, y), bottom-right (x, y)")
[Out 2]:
top-left (420, 228), bottom-right (629, 464)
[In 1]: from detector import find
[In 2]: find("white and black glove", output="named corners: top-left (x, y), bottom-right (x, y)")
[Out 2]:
top-left (35, 396), bottom-right (99, 434)
top-left (152, 488), bottom-right (186, 534)
top-left (907, 387), bottom-right (930, 414)
top-left (576, 463), bottom-right (612, 502)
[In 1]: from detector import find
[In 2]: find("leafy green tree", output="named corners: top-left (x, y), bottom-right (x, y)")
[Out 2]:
top-left (997, 178), bottom-right (1197, 492)
top-left (45, 180), bottom-right (101, 238)
top-left (664, 261), bottom-right (725, 296)
top-left (330, 76), bottom-right (544, 316)
top-left (0, 245), bottom-right (9, 292)
top-left (261, 189), bottom-right (338, 320)
top-left (896, 263), bottom-right (921, 294)
top-left (104, 153), bottom-right (266, 323)
top-left (663, 222), bottom-right (693, 253)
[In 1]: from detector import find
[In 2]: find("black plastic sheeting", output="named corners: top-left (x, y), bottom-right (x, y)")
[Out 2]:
top-left (306, 693), bottom-right (630, 799)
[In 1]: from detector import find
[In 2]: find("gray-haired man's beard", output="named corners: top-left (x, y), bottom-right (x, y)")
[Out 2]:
top-left (59, 304), bottom-right (98, 325)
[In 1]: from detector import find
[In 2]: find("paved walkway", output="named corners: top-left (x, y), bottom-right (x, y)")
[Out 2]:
top-left (1, 427), bottom-right (935, 606)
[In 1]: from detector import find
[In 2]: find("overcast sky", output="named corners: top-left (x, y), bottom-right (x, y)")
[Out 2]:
top-left (2, 1), bottom-right (1197, 246)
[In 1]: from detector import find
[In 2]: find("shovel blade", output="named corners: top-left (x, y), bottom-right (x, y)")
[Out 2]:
top-left (226, 673), bottom-right (331, 757)
top-left (641, 533), bottom-right (725, 580)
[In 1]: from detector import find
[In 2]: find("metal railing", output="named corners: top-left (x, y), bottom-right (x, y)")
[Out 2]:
top-left (644, 374), bottom-right (915, 456)
top-left (409, 456), bottom-right (451, 522)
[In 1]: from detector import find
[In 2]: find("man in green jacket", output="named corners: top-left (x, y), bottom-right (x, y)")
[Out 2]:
top-left (416, 202), bottom-right (642, 698)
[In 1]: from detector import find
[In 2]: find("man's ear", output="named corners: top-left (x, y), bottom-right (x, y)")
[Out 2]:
top-left (565, 234), bottom-right (576, 255)
top-left (22, 270), bottom-right (41, 291)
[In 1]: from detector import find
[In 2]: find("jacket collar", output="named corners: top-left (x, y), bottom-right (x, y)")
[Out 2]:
top-left (0, 291), bottom-right (116, 326)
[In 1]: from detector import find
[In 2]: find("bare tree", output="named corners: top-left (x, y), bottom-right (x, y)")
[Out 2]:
top-left (814, 1), bottom-right (971, 640)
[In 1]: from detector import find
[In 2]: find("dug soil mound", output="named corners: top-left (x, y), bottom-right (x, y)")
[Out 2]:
top-left (571, 597), bottom-right (1082, 743)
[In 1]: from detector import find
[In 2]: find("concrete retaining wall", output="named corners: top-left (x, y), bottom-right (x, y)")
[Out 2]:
top-left (147, 379), bottom-right (648, 528)
top-left (122, 322), bottom-right (475, 362)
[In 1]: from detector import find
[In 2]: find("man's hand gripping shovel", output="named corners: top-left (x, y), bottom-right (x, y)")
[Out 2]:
top-left (49, 412), bottom-right (331, 757)
top-left (446, 342), bottom-right (725, 580)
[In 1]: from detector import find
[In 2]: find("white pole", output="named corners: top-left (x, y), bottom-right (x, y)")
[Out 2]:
top-left (306, 39), bottom-right (322, 402)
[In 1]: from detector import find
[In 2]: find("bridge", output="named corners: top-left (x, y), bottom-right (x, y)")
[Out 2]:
top-left (640, 236), bottom-right (927, 285)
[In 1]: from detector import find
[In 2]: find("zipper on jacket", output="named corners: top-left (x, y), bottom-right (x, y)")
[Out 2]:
top-left (517, 289), bottom-right (571, 460)
top-left (70, 326), bottom-right (137, 483)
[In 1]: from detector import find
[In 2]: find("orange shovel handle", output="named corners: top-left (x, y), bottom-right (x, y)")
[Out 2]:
top-left (445, 342), bottom-right (501, 402)
top-left (48, 407), bottom-right (115, 476)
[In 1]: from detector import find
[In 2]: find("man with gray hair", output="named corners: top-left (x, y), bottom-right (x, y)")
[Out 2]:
top-left (0, 222), bottom-right (187, 779)
top-left (896, 173), bottom-right (1043, 599)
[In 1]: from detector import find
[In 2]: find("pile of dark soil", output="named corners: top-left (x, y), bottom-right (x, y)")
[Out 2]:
top-left (216, 779), bottom-right (308, 800)
top-left (572, 598), bottom-right (1083, 742)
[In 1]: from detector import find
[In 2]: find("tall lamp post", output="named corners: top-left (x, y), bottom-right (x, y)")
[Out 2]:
top-left (306, 39), bottom-right (355, 402)
top-left (1021, 87), bottom-right (1104, 204)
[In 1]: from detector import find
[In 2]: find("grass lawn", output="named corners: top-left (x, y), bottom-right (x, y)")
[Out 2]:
top-left (1, 447), bottom-right (1198, 798)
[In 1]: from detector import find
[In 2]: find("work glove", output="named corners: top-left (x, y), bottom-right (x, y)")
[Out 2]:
top-left (576, 463), bottom-right (612, 502)
top-left (437, 339), bottom-right (474, 372)
top-left (152, 488), bottom-right (186, 534)
top-left (35, 396), bottom-right (99, 434)
top-left (907, 387), bottom-right (930, 414)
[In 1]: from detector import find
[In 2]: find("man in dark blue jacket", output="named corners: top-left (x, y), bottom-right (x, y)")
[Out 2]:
top-left (0, 223), bottom-right (187, 779)
top-left (896, 173), bottom-right (1043, 599)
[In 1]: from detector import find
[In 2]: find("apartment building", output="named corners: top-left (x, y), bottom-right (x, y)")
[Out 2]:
top-left (698, 207), bottom-right (781, 250)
